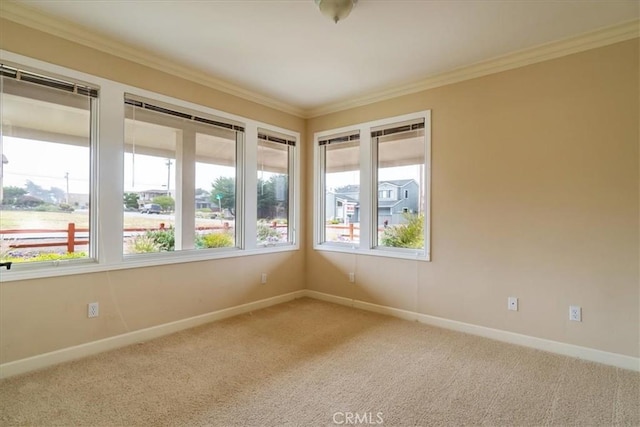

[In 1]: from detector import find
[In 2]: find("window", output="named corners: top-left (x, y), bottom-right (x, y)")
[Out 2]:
top-left (373, 119), bottom-right (426, 250)
top-left (257, 130), bottom-right (295, 246)
top-left (0, 51), bottom-right (300, 281)
top-left (0, 64), bottom-right (97, 266)
top-left (123, 95), bottom-right (243, 255)
top-left (314, 112), bottom-right (430, 260)
top-left (317, 130), bottom-right (360, 245)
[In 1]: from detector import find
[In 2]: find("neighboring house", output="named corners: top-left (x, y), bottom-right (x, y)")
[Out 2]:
top-left (195, 194), bottom-right (213, 210)
top-left (377, 179), bottom-right (419, 225)
top-left (327, 179), bottom-right (419, 225)
top-left (137, 189), bottom-right (172, 204)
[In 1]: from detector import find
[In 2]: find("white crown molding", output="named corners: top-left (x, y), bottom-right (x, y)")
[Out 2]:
top-left (306, 19), bottom-right (640, 118)
top-left (0, 1), bottom-right (307, 118)
top-left (1, 2), bottom-right (637, 119)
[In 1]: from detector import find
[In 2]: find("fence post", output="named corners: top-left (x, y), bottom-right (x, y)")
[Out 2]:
top-left (349, 223), bottom-right (354, 241)
top-left (67, 222), bottom-right (75, 253)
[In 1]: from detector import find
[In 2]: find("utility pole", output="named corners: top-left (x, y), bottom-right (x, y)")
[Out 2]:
top-left (64, 172), bottom-right (70, 204)
top-left (165, 159), bottom-right (172, 196)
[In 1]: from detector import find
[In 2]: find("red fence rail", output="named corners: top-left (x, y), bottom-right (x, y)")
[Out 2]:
top-left (0, 222), bottom-right (236, 253)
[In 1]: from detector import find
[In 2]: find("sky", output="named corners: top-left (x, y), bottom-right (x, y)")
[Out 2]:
top-left (1, 137), bottom-right (234, 195)
top-left (2, 136), bottom-right (421, 197)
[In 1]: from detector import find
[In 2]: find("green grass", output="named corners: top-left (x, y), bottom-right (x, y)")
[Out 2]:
top-left (0, 210), bottom-right (223, 231)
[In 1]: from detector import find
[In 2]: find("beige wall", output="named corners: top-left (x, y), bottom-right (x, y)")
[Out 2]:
top-left (0, 20), bottom-right (306, 364)
top-left (1, 19), bottom-right (638, 363)
top-left (306, 39), bottom-right (639, 358)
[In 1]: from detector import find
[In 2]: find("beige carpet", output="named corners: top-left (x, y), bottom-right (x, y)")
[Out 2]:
top-left (0, 298), bottom-right (638, 426)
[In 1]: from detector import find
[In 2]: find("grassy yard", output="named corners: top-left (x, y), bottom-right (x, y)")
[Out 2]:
top-left (0, 210), bottom-right (223, 231)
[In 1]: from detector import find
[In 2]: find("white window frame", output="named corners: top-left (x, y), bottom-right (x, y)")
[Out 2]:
top-left (314, 111), bottom-right (431, 261)
top-left (314, 128), bottom-right (362, 249)
top-left (256, 129), bottom-right (297, 248)
top-left (0, 51), bottom-right (300, 282)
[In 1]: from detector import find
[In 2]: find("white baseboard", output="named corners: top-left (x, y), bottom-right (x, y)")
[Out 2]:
top-left (303, 290), bottom-right (640, 372)
top-left (3, 289), bottom-right (637, 378)
top-left (0, 290), bottom-right (306, 379)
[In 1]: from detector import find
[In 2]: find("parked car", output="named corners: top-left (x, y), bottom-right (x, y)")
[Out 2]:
top-left (140, 203), bottom-right (162, 214)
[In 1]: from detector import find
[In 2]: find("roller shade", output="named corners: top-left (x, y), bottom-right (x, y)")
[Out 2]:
top-left (1, 64), bottom-right (96, 148)
top-left (373, 119), bottom-right (425, 168)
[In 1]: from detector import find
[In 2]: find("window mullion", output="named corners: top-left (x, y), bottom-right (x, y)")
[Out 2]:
top-left (98, 88), bottom-right (125, 264)
top-left (243, 124), bottom-right (258, 250)
top-left (175, 128), bottom-right (196, 251)
top-left (359, 127), bottom-right (372, 250)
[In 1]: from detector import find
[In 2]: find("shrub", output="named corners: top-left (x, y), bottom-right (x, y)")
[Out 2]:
top-left (34, 203), bottom-right (60, 212)
top-left (2, 251), bottom-right (88, 263)
top-left (145, 227), bottom-right (175, 251)
top-left (200, 232), bottom-right (234, 248)
top-left (257, 222), bottom-right (281, 243)
top-left (129, 235), bottom-right (161, 253)
top-left (380, 213), bottom-right (424, 249)
top-left (58, 203), bottom-right (75, 212)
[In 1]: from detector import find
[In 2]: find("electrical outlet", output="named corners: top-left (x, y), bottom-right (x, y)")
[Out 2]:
top-left (88, 302), bottom-right (99, 318)
top-left (508, 297), bottom-right (518, 311)
top-left (569, 305), bottom-right (581, 322)
top-left (348, 272), bottom-right (355, 283)
top-left (261, 273), bottom-right (267, 284)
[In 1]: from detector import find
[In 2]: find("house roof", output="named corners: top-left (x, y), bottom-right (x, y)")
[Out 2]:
top-left (379, 179), bottom-right (415, 187)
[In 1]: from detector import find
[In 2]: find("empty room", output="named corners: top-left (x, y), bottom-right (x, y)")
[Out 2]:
top-left (0, 0), bottom-right (638, 425)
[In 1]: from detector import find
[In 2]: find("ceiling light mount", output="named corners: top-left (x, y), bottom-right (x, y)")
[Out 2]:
top-left (315, 0), bottom-right (357, 24)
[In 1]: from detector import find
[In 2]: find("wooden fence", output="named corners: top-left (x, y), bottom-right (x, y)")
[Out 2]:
top-left (0, 222), bottom-right (234, 253)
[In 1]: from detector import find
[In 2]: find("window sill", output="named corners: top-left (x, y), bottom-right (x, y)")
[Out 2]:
top-left (313, 243), bottom-right (430, 261)
top-left (0, 244), bottom-right (299, 283)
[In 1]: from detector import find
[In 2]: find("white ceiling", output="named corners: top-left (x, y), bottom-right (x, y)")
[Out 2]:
top-left (8, 0), bottom-right (640, 116)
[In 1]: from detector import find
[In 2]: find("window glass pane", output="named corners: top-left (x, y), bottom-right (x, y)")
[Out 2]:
top-left (374, 121), bottom-right (425, 249)
top-left (1, 70), bottom-right (94, 265)
top-left (123, 101), bottom-right (177, 254)
top-left (321, 133), bottom-right (360, 245)
top-left (257, 133), bottom-right (292, 245)
top-left (195, 129), bottom-right (237, 250)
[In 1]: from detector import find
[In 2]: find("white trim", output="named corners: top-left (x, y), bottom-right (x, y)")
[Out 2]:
top-left (303, 290), bottom-right (640, 372)
top-left (313, 111), bottom-right (431, 261)
top-left (0, 2), bottom-right (636, 118)
top-left (306, 20), bottom-right (640, 118)
top-left (0, 290), bottom-right (306, 379)
top-left (2, 289), bottom-right (637, 378)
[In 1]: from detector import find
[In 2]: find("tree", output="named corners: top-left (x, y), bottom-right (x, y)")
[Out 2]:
top-left (2, 186), bottom-right (27, 205)
top-left (123, 192), bottom-right (140, 209)
top-left (257, 175), bottom-right (288, 219)
top-left (16, 194), bottom-right (45, 208)
top-left (49, 186), bottom-right (66, 204)
top-left (209, 175), bottom-right (288, 219)
top-left (195, 188), bottom-right (209, 197)
top-left (152, 195), bottom-right (175, 212)
top-left (24, 180), bottom-right (52, 202)
top-left (211, 177), bottom-right (236, 216)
